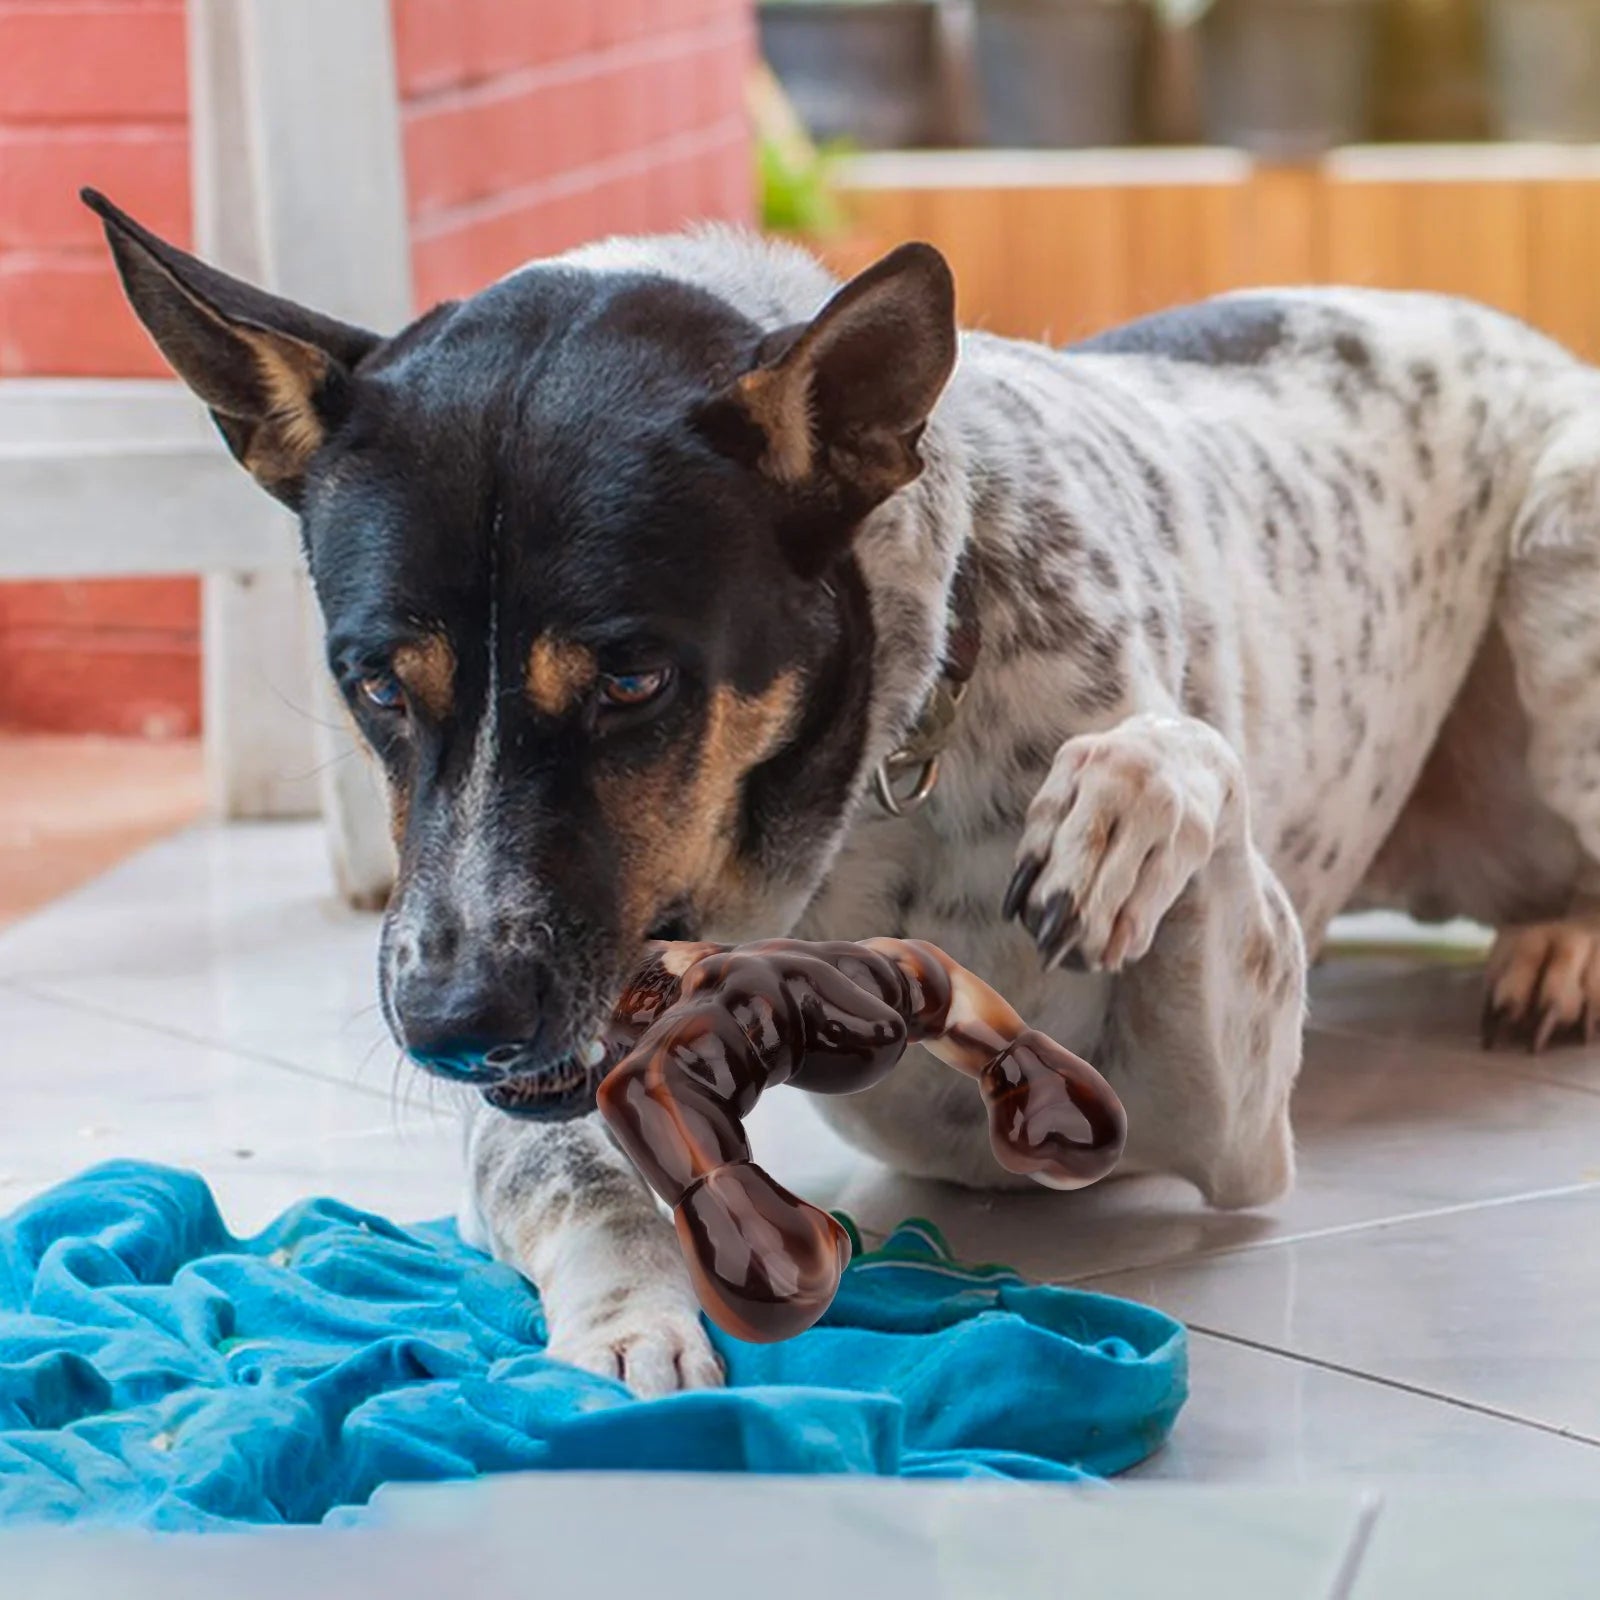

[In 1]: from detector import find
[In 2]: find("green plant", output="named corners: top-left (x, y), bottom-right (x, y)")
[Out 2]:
top-left (750, 59), bottom-right (854, 236)
top-left (757, 132), bottom-right (853, 235)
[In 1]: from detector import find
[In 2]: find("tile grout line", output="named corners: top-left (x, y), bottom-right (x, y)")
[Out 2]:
top-left (2, 974), bottom-right (404, 1107)
top-left (1069, 1178), bottom-right (1600, 1286)
top-left (1324, 1493), bottom-right (1384, 1600)
top-left (1189, 1326), bottom-right (1600, 1450)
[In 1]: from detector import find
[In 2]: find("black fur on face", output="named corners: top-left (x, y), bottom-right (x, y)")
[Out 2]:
top-left (87, 191), bottom-right (957, 1116)
top-left (317, 270), bottom-right (878, 1086)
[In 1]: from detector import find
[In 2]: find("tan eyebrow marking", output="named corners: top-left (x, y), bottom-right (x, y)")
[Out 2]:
top-left (391, 634), bottom-right (455, 719)
top-left (527, 635), bottom-right (598, 716)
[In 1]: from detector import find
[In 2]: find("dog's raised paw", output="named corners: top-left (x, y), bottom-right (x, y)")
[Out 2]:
top-left (1483, 917), bottom-right (1600, 1053)
top-left (546, 1299), bottom-right (725, 1398)
top-left (1006, 715), bottom-right (1240, 973)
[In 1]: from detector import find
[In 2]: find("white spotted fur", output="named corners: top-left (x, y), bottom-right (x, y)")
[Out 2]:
top-left (468, 231), bottom-right (1600, 1390)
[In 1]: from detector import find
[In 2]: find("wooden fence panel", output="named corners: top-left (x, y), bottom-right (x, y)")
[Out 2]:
top-left (837, 149), bottom-right (1600, 358)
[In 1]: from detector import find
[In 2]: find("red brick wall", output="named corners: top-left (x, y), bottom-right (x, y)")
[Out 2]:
top-left (0, 0), bottom-right (191, 379)
top-left (0, 0), bottom-right (754, 735)
top-left (0, 0), bottom-right (198, 736)
top-left (396, 0), bottom-right (753, 307)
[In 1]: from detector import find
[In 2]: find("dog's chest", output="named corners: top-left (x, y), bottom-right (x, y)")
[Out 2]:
top-left (804, 808), bottom-right (1116, 1051)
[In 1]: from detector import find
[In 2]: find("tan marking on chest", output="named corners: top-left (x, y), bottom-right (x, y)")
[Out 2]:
top-left (527, 636), bottom-right (598, 716)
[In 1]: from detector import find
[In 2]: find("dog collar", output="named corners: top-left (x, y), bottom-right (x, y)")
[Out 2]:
top-left (872, 562), bottom-right (981, 818)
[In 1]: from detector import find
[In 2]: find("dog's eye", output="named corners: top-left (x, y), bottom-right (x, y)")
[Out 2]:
top-left (600, 668), bottom-right (672, 710)
top-left (358, 673), bottom-right (405, 713)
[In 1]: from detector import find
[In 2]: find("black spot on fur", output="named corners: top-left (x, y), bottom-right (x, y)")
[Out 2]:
top-left (1408, 361), bottom-right (1441, 405)
top-left (1250, 441), bottom-right (1318, 580)
top-left (1116, 435), bottom-right (1181, 554)
top-left (1071, 298), bottom-right (1289, 367)
top-left (992, 379), bottom-right (1051, 441)
top-left (1069, 631), bottom-right (1128, 712)
top-left (1279, 819), bottom-right (1319, 866)
top-left (969, 534), bottom-right (1126, 682)
top-left (1327, 476), bottom-right (1366, 556)
top-left (1333, 334), bottom-right (1372, 375)
top-left (1012, 737), bottom-right (1056, 773)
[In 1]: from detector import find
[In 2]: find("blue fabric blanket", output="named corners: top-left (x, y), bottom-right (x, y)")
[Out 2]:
top-left (0, 1162), bottom-right (1185, 1529)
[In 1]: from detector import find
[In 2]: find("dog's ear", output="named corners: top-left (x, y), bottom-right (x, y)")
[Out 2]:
top-left (695, 242), bottom-right (957, 544)
top-left (82, 188), bottom-right (382, 508)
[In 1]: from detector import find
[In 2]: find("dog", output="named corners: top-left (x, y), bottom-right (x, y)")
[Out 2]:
top-left (88, 187), bottom-right (1600, 1394)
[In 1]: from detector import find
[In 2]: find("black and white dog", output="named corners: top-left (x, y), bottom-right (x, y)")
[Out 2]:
top-left (89, 189), bottom-right (1600, 1393)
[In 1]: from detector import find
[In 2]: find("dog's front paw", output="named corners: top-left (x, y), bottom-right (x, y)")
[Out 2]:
top-left (546, 1292), bottom-right (725, 1398)
top-left (1004, 714), bottom-right (1243, 972)
top-left (1483, 916), bottom-right (1600, 1052)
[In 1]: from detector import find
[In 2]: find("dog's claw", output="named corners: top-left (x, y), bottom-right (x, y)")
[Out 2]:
top-left (1480, 997), bottom-right (1504, 1051)
top-left (1003, 858), bottom-right (1043, 923)
top-left (1532, 1002), bottom-right (1565, 1055)
top-left (1035, 895), bottom-right (1080, 969)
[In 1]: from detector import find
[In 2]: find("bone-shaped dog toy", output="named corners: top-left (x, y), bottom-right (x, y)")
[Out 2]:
top-left (592, 937), bottom-right (1127, 1342)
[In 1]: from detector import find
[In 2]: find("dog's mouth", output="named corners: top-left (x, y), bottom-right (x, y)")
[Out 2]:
top-left (479, 1032), bottom-right (625, 1122)
top-left (478, 909), bottom-right (700, 1121)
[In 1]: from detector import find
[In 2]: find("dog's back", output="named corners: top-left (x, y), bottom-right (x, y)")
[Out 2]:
top-left (896, 287), bottom-right (1590, 935)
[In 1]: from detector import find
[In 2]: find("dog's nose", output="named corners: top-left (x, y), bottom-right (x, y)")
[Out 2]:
top-left (395, 960), bottom-right (547, 1084)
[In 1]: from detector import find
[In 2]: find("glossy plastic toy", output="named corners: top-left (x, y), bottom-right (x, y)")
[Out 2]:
top-left (594, 936), bottom-right (1127, 1342)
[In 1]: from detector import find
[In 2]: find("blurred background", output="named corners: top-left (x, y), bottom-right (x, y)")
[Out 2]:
top-left (2, 0), bottom-right (1599, 916)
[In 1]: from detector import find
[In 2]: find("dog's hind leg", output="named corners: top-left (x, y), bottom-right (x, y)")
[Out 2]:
top-left (1009, 712), bottom-right (1305, 1208)
top-left (466, 1107), bottom-right (724, 1395)
top-left (1482, 413), bottom-right (1600, 1048)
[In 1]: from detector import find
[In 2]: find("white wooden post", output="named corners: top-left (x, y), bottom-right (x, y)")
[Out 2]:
top-left (187, 0), bottom-right (409, 906)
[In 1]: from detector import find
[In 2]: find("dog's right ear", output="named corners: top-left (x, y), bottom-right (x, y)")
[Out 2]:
top-left (82, 188), bottom-right (383, 508)
top-left (693, 242), bottom-right (958, 571)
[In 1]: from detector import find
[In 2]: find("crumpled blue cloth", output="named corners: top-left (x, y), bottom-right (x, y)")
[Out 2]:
top-left (0, 1162), bottom-right (1185, 1529)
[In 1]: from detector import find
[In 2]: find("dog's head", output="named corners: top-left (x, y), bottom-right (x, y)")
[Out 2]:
top-left (87, 191), bottom-right (957, 1118)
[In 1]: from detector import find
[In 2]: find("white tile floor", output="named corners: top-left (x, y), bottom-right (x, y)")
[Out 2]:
top-left (5, 821), bottom-right (1600, 1588)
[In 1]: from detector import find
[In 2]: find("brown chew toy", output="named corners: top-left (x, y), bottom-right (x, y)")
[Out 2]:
top-left (595, 937), bottom-right (1127, 1343)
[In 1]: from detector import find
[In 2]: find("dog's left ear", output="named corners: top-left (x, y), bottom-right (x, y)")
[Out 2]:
top-left (81, 187), bottom-right (383, 508)
top-left (695, 242), bottom-right (957, 536)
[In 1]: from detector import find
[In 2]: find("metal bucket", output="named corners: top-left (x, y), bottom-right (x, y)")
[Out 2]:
top-left (972, 0), bottom-right (1148, 148)
top-left (1199, 0), bottom-right (1381, 156)
top-left (759, 2), bottom-right (949, 149)
top-left (1482, 0), bottom-right (1600, 141)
